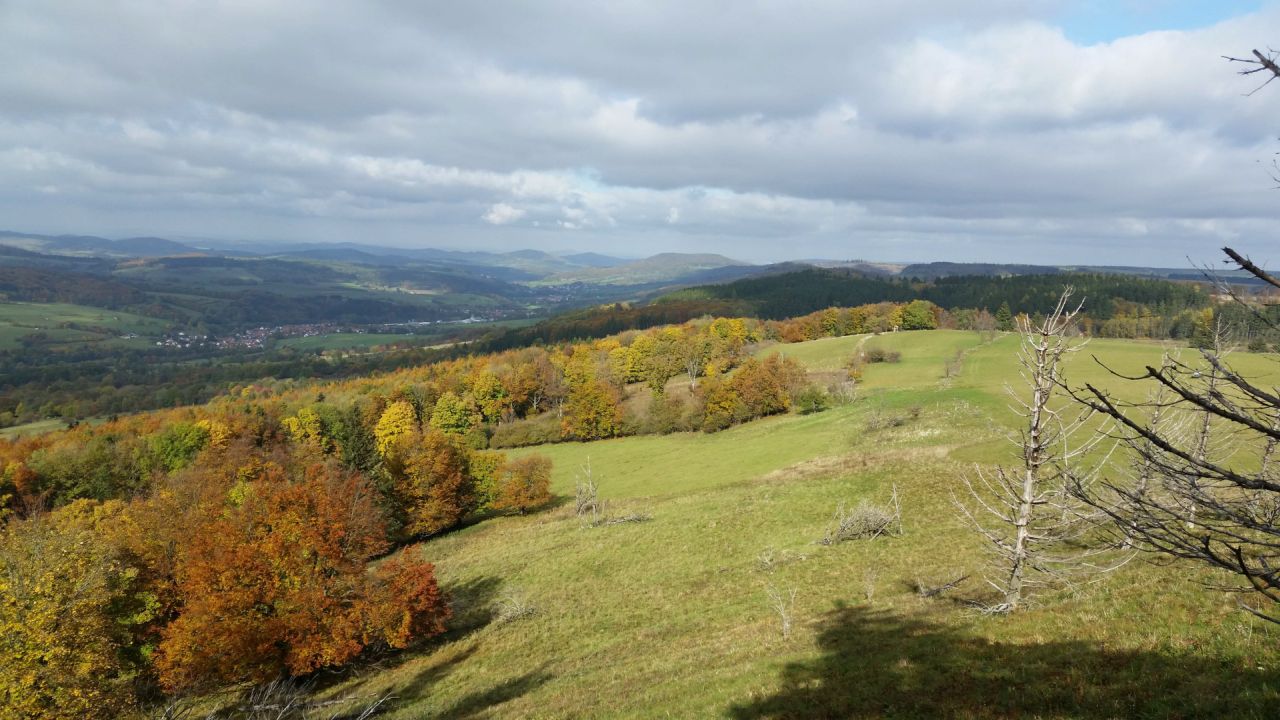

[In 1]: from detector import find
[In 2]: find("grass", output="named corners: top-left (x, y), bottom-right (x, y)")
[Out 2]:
top-left (0, 301), bottom-right (170, 350)
top-left (277, 331), bottom-right (1280, 717)
top-left (278, 319), bottom-right (542, 352)
top-left (278, 333), bottom-right (432, 351)
top-left (0, 418), bottom-right (68, 439)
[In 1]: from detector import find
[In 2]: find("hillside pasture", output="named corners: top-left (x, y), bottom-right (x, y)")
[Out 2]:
top-left (307, 330), bottom-right (1280, 719)
top-left (0, 301), bottom-right (170, 351)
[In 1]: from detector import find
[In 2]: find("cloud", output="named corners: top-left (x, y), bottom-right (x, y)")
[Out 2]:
top-left (482, 203), bottom-right (526, 225)
top-left (0, 1), bottom-right (1277, 264)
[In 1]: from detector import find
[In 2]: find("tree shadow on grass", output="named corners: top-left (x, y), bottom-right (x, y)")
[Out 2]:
top-left (430, 665), bottom-right (554, 720)
top-left (394, 644), bottom-right (480, 703)
top-left (442, 574), bottom-right (505, 637)
top-left (729, 603), bottom-right (1279, 719)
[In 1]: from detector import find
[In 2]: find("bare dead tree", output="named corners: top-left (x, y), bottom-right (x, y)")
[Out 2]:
top-left (955, 288), bottom-right (1122, 612)
top-left (1224, 48), bottom-right (1280, 96)
top-left (1073, 248), bottom-right (1280, 622)
top-left (574, 456), bottom-right (602, 521)
top-left (765, 583), bottom-right (797, 640)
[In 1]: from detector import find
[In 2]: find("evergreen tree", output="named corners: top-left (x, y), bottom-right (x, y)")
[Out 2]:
top-left (995, 302), bottom-right (1014, 332)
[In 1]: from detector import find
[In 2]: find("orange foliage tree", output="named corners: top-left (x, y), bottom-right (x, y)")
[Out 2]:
top-left (492, 454), bottom-right (554, 514)
top-left (153, 461), bottom-right (449, 691)
top-left (394, 430), bottom-right (478, 537)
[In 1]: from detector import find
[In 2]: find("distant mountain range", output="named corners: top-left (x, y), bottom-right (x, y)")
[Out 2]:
top-left (0, 230), bottom-right (196, 258)
top-left (0, 229), bottom-right (1258, 289)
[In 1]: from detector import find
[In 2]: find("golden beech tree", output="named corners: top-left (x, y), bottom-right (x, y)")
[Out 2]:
top-left (395, 429), bottom-right (478, 537)
top-left (375, 399), bottom-right (420, 456)
top-left (0, 502), bottom-right (145, 719)
top-left (492, 454), bottom-right (554, 514)
top-left (153, 461), bottom-right (449, 691)
top-left (562, 378), bottom-right (624, 440)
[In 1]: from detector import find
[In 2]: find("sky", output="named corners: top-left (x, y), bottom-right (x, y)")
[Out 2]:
top-left (1, 1), bottom-right (1278, 266)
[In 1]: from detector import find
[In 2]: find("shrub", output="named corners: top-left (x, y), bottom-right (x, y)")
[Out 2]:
top-left (641, 393), bottom-right (692, 434)
top-left (863, 347), bottom-right (901, 364)
top-left (820, 491), bottom-right (902, 545)
top-left (490, 414), bottom-right (563, 448)
top-left (863, 404), bottom-right (922, 432)
top-left (794, 385), bottom-right (830, 415)
top-left (845, 354), bottom-right (865, 381)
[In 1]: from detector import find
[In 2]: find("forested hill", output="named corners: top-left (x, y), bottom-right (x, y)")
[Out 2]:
top-left (659, 268), bottom-right (1211, 320)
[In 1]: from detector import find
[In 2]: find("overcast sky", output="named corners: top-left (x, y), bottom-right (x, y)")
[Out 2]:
top-left (2, 1), bottom-right (1278, 265)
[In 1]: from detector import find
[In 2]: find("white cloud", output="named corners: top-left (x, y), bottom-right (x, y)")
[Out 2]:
top-left (482, 202), bottom-right (526, 225)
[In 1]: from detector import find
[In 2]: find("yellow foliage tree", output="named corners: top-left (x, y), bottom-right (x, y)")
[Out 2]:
top-left (374, 400), bottom-right (419, 456)
top-left (281, 407), bottom-right (331, 453)
top-left (0, 502), bottom-right (145, 719)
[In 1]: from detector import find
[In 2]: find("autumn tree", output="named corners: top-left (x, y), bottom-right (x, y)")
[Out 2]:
top-left (699, 375), bottom-right (742, 432)
top-left (0, 502), bottom-right (147, 718)
top-left (492, 454), bottom-right (554, 514)
top-left (281, 405), bottom-right (336, 454)
top-left (467, 448), bottom-right (508, 509)
top-left (154, 461), bottom-right (449, 690)
top-left (375, 399), bottom-right (419, 456)
top-left (395, 430), bottom-right (478, 537)
top-left (469, 371), bottom-right (511, 424)
top-left (641, 328), bottom-right (686, 394)
top-left (562, 378), bottom-right (625, 440)
top-left (430, 390), bottom-right (479, 435)
top-left (899, 299), bottom-right (940, 330)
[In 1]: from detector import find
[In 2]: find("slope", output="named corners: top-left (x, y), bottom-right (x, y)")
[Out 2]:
top-left (308, 331), bottom-right (1280, 718)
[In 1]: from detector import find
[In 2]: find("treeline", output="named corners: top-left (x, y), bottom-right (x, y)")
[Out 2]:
top-left (0, 344), bottom-right (465, 427)
top-left (471, 298), bottom-right (748, 353)
top-left (667, 268), bottom-right (1212, 325)
top-left (664, 268), bottom-right (916, 319)
top-left (921, 273), bottom-right (1209, 322)
top-left (1, 310), bottom-right (853, 509)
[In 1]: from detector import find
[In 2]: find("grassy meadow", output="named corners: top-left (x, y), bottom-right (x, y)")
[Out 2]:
top-left (0, 301), bottom-right (170, 350)
top-left (305, 331), bottom-right (1280, 717)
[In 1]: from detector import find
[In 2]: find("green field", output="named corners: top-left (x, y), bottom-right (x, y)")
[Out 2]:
top-left (306, 331), bottom-right (1280, 718)
top-left (0, 301), bottom-right (170, 350)
top-left (0, 418), bottom-right (68, 439)
top-left (278, 332), bottom-right (429, 351)
top-left (279, 318), bottom-right (543, 352)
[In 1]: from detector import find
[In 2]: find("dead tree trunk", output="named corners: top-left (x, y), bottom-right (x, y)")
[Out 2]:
top-left (956, 287), bottom-right (1117, 612)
